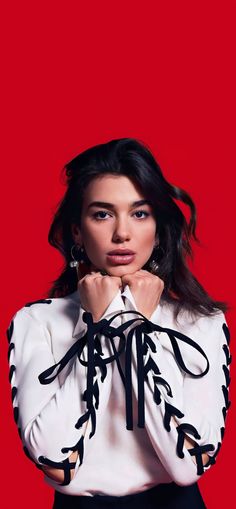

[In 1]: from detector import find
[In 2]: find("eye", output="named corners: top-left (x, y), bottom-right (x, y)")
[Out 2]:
top-left (92, 211), bottom-right (111, 220)
top-left (133, 210), bottom-right (150, 219)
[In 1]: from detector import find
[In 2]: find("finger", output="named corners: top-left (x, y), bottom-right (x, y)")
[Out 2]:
top-left (90, 271), bottom-right (102, 277)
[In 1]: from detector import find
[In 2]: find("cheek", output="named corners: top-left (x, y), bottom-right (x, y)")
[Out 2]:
top-left (83, 219), bottom-right (113, 245)
top-left (139, 224), bottom-right (156, 245)
top-left (82, 226), bottom-right (105, 253)
top-left (81, 221), bottom-right (98, 243)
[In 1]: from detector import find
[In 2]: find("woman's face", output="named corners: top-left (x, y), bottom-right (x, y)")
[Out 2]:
top-left (71, 174), bottom-right (157, 277)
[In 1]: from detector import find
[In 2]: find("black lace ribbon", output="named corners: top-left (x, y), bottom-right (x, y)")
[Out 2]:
top-left (38, 310), bottom-right (210, 436)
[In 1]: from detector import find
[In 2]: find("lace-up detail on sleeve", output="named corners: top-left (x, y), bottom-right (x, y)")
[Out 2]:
top-left (6, 304), bottom-right (92, 486)
top-left (134, 315), bottom-right (232, 483)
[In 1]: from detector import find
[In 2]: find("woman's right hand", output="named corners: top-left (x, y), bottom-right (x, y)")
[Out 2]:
top-left (77, 272), bottom-right (123, 322)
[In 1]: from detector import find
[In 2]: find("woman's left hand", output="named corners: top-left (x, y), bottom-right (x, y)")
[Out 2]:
top-left (121, 269), bottom-right (164, 319)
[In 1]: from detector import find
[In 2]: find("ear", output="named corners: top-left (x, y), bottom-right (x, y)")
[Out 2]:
top-left (71, 223), bottom-right (83, 245)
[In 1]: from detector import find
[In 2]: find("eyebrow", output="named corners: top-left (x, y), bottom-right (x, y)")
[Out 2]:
top-left (87, 199), bottom-right (152, 210)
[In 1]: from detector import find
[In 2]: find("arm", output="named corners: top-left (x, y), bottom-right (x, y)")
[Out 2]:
top-left (130, 312), bottom-right (231, 486)
top-left (7, 306), bottom-right (101, 485)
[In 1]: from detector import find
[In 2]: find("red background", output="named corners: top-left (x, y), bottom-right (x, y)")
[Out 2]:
top-left (1, 2), bottom-right (235, 507)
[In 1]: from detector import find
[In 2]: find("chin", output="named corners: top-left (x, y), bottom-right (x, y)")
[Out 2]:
top-left (107, 264), bottom-right (140, 276)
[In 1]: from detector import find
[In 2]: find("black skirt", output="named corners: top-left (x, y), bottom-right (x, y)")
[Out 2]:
top-left (52, 482), bottom-right (207, 509)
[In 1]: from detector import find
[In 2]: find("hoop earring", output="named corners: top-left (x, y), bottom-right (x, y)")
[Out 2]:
top-left (69, 244), bottom-right (86, 269)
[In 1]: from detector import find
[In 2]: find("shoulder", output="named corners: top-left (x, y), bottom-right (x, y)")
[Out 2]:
top-left (157, 301), bottom-right (228, 367)
top-left (8, 291), bottom-right (81, 333)
top-left (159, 300), bottom-right (227, 334)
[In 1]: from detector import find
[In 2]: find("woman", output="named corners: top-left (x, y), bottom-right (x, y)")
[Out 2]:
top-left (7, 138), bottom-right (231, 509)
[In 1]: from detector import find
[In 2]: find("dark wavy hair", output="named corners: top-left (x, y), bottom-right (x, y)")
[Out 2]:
top-left (47, 137), bottom-right (227, 319)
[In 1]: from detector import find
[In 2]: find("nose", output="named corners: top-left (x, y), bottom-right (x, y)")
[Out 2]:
top-left (112, 217), bottom-right (131, 243)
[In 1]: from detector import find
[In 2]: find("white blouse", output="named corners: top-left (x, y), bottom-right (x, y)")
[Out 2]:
top-left (7, 285), bottom-right (231, 497)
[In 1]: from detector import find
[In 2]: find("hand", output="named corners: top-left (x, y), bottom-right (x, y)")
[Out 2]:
top-left (77, 272), bottom-right (122, 322)
top-left (121, 269), bottom-right (164, 320)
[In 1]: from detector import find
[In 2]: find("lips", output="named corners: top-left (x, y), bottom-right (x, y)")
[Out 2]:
top-left (107, 249), bottom-right (135, 255)
top-left (106, 251), bottom-right (136, 266)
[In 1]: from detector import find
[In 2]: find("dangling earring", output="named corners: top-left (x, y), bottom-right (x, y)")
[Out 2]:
top-left (149, 258), bottom-right (159, 273)
top-left (69, 244), bottom-right (86, 275)
top-left (148, 241), bottom-right (164, 274)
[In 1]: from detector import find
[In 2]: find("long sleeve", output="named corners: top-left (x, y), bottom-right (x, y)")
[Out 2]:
top-left (7, 292), bottom-right (127, 487)
top-left (7, 305), bottom-right (100, 485)
top-left (129, 307), bottom-right (232, 486)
